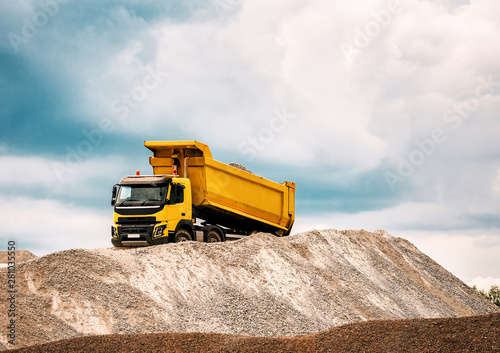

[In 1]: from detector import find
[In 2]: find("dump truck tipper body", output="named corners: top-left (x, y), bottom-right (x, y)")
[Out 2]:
top-left (111, 141), bottom-right (295, 246)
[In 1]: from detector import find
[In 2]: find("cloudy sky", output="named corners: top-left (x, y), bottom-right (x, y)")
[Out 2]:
top-left (1, 0), bottom-right (499, 289)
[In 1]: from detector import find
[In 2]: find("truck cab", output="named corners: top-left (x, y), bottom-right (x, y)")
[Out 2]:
top-left (111, 175), bottom-right (195, 246)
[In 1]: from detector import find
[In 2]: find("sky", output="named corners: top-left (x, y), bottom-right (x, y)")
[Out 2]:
top-left (0, 0), bottom-right (499, 290)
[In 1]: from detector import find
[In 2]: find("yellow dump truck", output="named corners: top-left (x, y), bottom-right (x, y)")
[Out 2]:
top-left (111, 141), bottom-right (295, 246)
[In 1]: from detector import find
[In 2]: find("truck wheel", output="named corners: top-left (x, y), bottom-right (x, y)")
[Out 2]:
top-left (174, 229), bottom-right (192, 242)
top-left (206, 230), bottom-right (222, 243)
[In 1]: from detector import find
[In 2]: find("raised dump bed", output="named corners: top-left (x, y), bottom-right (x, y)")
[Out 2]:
top-left (145, 141), bottom-right (295, 235)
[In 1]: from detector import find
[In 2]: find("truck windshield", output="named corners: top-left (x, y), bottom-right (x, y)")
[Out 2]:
top-left (116, 185), bottom-right (168, 206)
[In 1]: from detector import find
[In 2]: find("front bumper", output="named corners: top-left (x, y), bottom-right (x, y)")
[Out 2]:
top-left (112, 218), bottom-right (168, 247)
top-left (112, 236), bottom-right (169, 247)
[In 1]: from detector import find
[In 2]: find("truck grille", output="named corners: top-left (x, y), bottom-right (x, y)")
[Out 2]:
top-left (117, 217), bottom-right (157, 240)
top-left (122, 226), bottom-right (149, 234)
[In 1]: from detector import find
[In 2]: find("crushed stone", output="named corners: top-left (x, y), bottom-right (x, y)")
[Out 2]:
top-left (228, 163), bottom-right (253, 174)
top-left (1, 229), bottom-right (498, 350)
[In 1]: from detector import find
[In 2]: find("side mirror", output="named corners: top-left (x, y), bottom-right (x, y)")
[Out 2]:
top-left (111, 184), bottom-right (119, 206)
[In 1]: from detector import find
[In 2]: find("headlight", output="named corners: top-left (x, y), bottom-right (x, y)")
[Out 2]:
top-left (111, 226), bottom-right (118, 239)
top-left (154, 225), bottom-right (166, 237)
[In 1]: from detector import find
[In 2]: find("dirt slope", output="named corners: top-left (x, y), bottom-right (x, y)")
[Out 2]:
top-left (1, 229), bottom-right (498, 350)
top-left (8, 313), bottom-right (500, 353)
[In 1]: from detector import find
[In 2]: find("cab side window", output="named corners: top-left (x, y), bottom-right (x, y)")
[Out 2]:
top-left (170, 184), bottom-right (184, 204)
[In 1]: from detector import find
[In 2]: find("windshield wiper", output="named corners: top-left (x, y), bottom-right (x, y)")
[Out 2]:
top-left (141, 199), bottom-right (161, 206)
top-left (117, 199), bottom-right (140, 206)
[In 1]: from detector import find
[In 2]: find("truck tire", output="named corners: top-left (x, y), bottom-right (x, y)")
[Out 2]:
top-left (174, 229), bottom-right (192, 242)
top-left (206, 230), bottom-right (222, 243)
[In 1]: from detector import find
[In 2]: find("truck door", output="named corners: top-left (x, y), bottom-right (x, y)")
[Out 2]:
top-left (166, 182), bottom-right (192, 232)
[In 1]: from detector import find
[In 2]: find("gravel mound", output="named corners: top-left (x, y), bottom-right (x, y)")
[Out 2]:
top-left (1, 229), bottom-right (498, 350)
top-left (0, 251), bottom-right (37, 264)
top-left (229, 163), bottom-right (253, 173)
top-left (8, 313), bottom-right (500, 352)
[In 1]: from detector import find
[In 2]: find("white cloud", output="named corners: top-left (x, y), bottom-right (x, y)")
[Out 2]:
top-left (402, 232), bottom-right (500, 283)
top-left (127, 1), bottom-right (499, 171)
top-left (15, 0), bottom-right (495, 185)
top-left (6, 0), bottom-right (499, 173)
top-left (297, 200), bottom-right (495, 233)
top-left (0, 155), bottom-right (61, 188)
top-left (494, 168), bottom-right (500, 195)
top-left (0, 149), bottom-right (161, 256)
top-left (0, 197), bottom-right (111, 256)
top-left (0, 153), bottom-right (135, 199)
top-left (0, 153), bottom-right (133, 255)
top-left (468, 276), bottom-right (500, 292)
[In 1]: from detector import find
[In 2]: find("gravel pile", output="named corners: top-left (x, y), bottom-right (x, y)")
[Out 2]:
top-left (0, 251), bottom-right (37, 264)
top-left (8, 313), bottom-right (500, 353)
top-left (1, 229), bottom-right (498, 350)
top-left (228, 163), bottom-right (253, 173)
